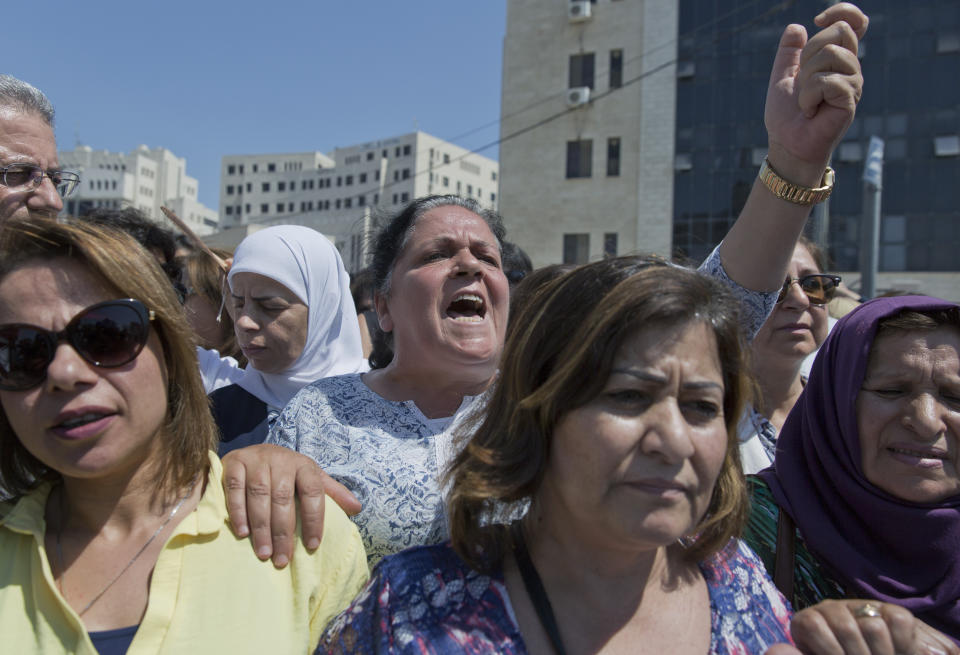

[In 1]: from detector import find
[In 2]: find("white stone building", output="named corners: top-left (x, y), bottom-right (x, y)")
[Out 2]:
top-left (216, 131), bottom-right (499, 271)
top-left (498, 0), bottom-right (678, 267)
top-left (59, 144), bottom-right (219, 235)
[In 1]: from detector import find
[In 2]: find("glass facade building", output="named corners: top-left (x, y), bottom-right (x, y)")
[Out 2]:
top-left (673, 0), bottom-right (960, 273)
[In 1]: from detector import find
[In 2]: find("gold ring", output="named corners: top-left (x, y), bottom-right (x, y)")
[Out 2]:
top-left (853, 602), bottom-right (882, 619)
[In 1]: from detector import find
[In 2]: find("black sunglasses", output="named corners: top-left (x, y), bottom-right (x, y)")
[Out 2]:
top-left (0, 299), bottom-right (155, 391)
top-left (776, 274), bottom-right (841, 306)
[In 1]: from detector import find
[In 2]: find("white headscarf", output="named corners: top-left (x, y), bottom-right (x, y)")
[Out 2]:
top-left (228, 225), bottom-right (367, 410)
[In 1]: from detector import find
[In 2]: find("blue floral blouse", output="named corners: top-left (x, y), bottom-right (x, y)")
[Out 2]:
top-left (316, 539), bottom-right (793, 654)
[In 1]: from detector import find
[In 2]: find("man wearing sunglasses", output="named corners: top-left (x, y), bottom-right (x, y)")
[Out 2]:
top-left (0, 75), bottom-right (79, 223)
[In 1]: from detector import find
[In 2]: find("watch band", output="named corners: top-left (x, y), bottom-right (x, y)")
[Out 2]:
top-left (758, 157), bottom-right (835, 206)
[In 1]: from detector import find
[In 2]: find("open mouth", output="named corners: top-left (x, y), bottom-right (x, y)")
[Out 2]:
top-left (446, 293), bottom-right (486, 323)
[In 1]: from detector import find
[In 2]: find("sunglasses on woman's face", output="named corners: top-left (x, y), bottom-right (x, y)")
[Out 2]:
top-left (776, 274), bottom-right (842, 306)
top-left (0, 299), bottom-right (155, 391)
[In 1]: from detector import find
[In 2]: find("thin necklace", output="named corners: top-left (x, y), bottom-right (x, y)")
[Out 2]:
top-left (55, 477), bottom-right (198, 616)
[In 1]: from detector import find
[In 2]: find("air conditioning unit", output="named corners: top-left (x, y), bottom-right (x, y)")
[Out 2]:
top-left (566, 86), bottom-right (591, 108)
top-left (568, 0), bottom-right (592, 22)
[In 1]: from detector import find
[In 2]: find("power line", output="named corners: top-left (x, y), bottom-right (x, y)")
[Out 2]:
top-left (237, 0), bottom-right (799, 238)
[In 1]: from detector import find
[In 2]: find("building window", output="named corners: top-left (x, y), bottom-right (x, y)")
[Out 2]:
top-left (444, 153), bottom-right (450, 164)
top-left (395, 146), bottom-right (401, 157)
top-left (467, 184), bottom-right (473, 195)
top-left (402, 168), bottom-right (410, 180)
top-left (609, 49), bottom-right (623, 89)
top-left (392, 193), bottom-right (398, 204)
top-left (253, 164), bottom-right (258, 173)
top-left (358, 195), bottom-right (365, 206)
top-left (346, 175), bottom-right (353, 185)
top-left (401, 192), bottom-right (409, 202)
top-left (227, 165), bottom-right (236, 175)
top-left (374, 193), bottom-right (379, 204)
top-left (336, 199), bottom-right (342, 209)
top-left (382, 149), bottom-right (388, 158)
top-left (607, 137), bottom-right (621, 176)
top-left (344, 198), bottom-right (352, 208)
top-left (394, 171), bottom-right (400, 181)
top-left (239, 165), bottom-right (244, 174)
top-left (937, 33), bottom-right (960, 54)
top-left (276, 203), bottom-right (284, 213)
top-left (569, 52), bottom-right (595, 89)
top-left (262, 182), bottom-right (271, 192)
top-left (375, 170), bottom-right (380, 181)
top-left (934, 135), bottom-right (960, 157)
top-left (563, 234), bottom-right (590, 265)
top-left (226, 185), bottom-right (235, 194)
top-left (260, 203), bottom-right (269, 213)
top-left (604, 232), bottom-right (618, 258)
top-left (225, 206), bottom-right (233, 215)
top-left (490, 192), bottom-right (496, 202)
top-left (367, 151), bottom-right (374, 161)
top-left (403, 144), bottom-right (411, 156)
top-left (491, 171), bottom-right (497, 181)
top-left (359, 173), bottom-right (367, 183)
top-left (246, 183), bottom-right (252, 192)
top-left (267, 163), bottom-right (276, 172)
top-left (245, 204), bottom-right (251, 213)
top-left (566, 140), bottom-right (593, 178)
top-left (278, 182), bottom-right (286, 191)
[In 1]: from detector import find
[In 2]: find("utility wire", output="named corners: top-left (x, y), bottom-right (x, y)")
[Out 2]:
top-left (239, 0), bottom-right (798, 236)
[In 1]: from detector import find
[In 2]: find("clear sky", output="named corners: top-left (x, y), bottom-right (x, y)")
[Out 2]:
top-left (7, 1), bottom-right (507, 209)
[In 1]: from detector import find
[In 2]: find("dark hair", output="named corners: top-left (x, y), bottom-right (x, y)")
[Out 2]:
top-left (505, 263), bottom-right (576, 344)
top-left (368, 195), bottom-right (506, 369)
top-left (79, 207), bottom-right (185, 299)
top-left (0, 217), bottom-right (217, 498)
top-left (446, 257), bottom-right (751, 572)
top-left (501, 241), bottom-right (533, 287)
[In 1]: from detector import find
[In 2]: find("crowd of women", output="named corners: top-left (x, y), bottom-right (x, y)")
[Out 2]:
top-left (3, 3), bottom-right (960, 654)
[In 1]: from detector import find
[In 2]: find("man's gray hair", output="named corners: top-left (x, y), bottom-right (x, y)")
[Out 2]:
top-left (0, 75), bottom-right (54, 126)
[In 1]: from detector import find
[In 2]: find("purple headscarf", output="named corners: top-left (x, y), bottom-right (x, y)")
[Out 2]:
top-left (759, 295), bottom-right (960, 639)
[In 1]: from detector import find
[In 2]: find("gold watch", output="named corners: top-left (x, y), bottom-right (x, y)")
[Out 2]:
top-left (758, 157), bottom-right (835, 205)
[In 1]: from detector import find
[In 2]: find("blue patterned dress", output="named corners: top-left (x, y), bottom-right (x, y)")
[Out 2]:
top-left (316, 539), bottom-right (793, 654)
top-left (268, 373), bottom-right (479, 564)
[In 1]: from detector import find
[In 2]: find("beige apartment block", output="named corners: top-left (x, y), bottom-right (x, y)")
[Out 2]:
top-left (216, 131), bottom-right (499, 271)
top-left (499, 0), bottom-right (678, 267)
top-left (59, 144), bottom-right (218, 235)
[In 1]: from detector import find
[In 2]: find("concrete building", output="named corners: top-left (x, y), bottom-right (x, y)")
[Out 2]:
top-left (215, 131), bottom-right (499, 271)
top-left (499, 0), bottom-right (960, 300)
top-left (498, 0), bottom-right (678, 267)
top-left (59, 144), bottom-right (219, 235)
